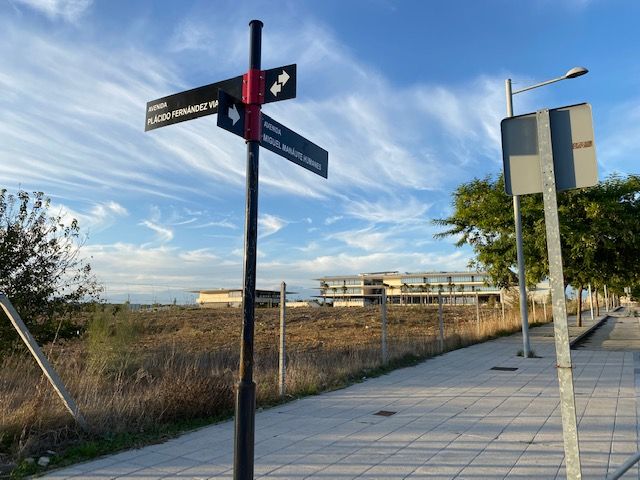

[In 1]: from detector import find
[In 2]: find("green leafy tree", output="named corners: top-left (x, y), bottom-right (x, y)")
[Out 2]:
top-left (0, 190), bottom-right (102, 346)
top-left (434, 174), bottom-right (640, 324)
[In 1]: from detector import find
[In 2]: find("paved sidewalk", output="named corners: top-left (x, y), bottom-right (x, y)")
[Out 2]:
top-left (43, 310), bottom-right (638, 479)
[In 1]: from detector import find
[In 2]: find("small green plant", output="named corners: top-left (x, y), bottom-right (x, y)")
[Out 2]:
top-left (516, 349), bottom-right (538, 358)
top-left (86, 305), bottom-right (140, 373)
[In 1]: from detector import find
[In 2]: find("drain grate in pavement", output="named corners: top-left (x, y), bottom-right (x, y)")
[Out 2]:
top-left (491, 366), bottom-right (518, 371)
top-left (374, 410), bottom-right (396, 417)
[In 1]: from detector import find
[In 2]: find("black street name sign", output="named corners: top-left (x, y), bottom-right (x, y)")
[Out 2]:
top-left (263, 64), bottom-right (296, 104)
top-left (145, 75), bottom-right (242, 132)
top-left (260, 113), bottom-right (328, 178)
top-left (216, 90), bottom-right (245, 138)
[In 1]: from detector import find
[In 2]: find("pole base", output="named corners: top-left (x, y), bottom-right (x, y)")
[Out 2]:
top-left (233, 380), bottom-right (256, 480)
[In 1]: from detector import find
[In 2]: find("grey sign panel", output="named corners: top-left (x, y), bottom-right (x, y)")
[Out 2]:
top-left (501, 103), bottom-right (597, 195)
top-left (216, 90), bottom-right (245, 138)
top-left (145, 75), bottom-right (243, 131)
top-left (264, 64), bottom-right (296, 104)
top-left (260, 113), bottom-right (328, 178)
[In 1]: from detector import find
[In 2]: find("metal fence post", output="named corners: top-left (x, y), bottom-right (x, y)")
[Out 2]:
top-left (438, 294), bottom-right (444, 352)
top-left (475, 292), bottom-right (481, 338)
top-left (537, 108), bottom-right (582, 479)
top-left (279, 281), bottom-right (286, 399)
top-left (381, 289), bottom-right (388, 365)
top-left (531, 296), bottom-right (537, 323)
top-left (0, 294), bottom-right (87, 429)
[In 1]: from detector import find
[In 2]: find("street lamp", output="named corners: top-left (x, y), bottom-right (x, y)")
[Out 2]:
top-left (505, 66), bottom-right (588, 359)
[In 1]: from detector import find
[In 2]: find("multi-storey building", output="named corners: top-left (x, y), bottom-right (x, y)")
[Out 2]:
top-left (317, 271), bottom-right (502, 307)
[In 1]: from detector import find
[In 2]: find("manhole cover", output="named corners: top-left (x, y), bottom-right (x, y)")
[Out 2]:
top-left (490, 366), bottom-right (518, 371)
top-left (374, 410), bottom-right (396, 417)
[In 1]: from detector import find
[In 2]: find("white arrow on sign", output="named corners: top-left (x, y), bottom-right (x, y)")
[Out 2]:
top-left (270, 69), bottom-right (290, 97)
top-left (228, 104), bottom-right (240, 125)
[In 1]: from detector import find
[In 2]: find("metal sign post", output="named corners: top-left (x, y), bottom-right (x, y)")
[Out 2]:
top-left (145, 20), bottom-right (327, 479)
top-left (233, 20), bottom-right (263, 480)
top-left (537, 108), bottom-right (582, 479)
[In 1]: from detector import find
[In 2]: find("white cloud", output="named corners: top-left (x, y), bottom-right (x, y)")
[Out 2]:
top-left (50, 199), bottom-right (128, 233)
top-left (140, 220), bottom-right (174, 243)
top-left (324, 215), bottom-right (343, 225)
top-left (344, 196), bottom-right (431, 224)
top-left (258, 214), bottom-right (288, 238)
top-left (191, 219), bottom-right (238, 230)
top-left (179, 248), bottom-right (218, 263)
top-left (12, 0), bottom-right (92, 22)
top-left (329, 226), bottom-right (401, 253)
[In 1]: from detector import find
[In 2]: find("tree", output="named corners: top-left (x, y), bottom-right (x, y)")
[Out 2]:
top-left (0, 190), bottom-right (102, 345)
top-left (434, 174), bottom-right (640, 323)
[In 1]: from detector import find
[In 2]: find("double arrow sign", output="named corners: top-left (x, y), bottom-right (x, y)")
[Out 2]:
top-left (145, 64), bottom-right (328, 178)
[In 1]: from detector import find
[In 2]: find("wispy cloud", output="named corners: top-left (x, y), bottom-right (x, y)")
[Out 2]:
top-left (343, 196), bottom-right (431, 224)
top-left (51, 200), bottom-right (128, 233)
top-left (140, 220), bottom-right (174, 244)
top-left (324, 215), bottom-right (343, 225)
top-left (12, 0), bottom-right (92, 22)
top-left (258, 214), bottom-right (288, 238)
top-left (192, 219), bottom-right (238, 230)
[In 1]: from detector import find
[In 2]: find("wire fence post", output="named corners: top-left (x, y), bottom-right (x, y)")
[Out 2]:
top-left (531, 296), bottom-right (537, 323)
top-left (475, 292), bottom-right (481, 338)
top-left (381, 289), bottom-right (388, 365)
top-left (438, 293), bottom-right (444, 352)
top-left (278, 281), bottom-right (286, 399)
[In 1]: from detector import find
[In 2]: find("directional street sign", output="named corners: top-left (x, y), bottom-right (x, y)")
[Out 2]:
top-left (145, 75), bottom-right (242, 131)
top-left (261, 113), bottom-right (328, 178)
top-left (263, 64), bottom-right (296, 104)
top-left (217, 90), bottom-right (245, 138)
top-left (145, 22), bottom-right (323, 480)
top-left (216, 93), bottom-right (329, 179)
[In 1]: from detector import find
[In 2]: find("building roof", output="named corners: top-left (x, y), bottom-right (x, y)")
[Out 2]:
top-left (317, 271), bottom-right (488, 281)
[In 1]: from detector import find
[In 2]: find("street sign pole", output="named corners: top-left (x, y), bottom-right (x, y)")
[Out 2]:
top-left (506, 79), bottom-right (532, 359)
top-left (537, 108), bottom-right (582, 479)
top-left (234, 19), bottom-right (262, 480)
top-left (145, 19), bottom-right (325, 480)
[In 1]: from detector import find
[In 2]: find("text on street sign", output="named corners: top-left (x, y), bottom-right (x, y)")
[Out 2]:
top-left (260, 113), bottom-right (328, 178)
top-left (145, 76), bottom-right (242, 131)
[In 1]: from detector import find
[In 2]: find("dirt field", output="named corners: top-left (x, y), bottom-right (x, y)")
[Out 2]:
top-left (0, 303), bottom-right (541, 476)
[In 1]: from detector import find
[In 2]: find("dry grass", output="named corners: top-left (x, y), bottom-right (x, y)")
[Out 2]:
top-left (0, 303), bottom-right (549, 470)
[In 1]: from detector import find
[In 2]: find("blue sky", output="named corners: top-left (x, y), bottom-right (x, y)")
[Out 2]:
top-left (1, 0), bottom-right (638, 303)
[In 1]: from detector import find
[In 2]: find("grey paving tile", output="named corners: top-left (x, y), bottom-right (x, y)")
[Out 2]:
top-left (38, 315), bottom-right (637, 480)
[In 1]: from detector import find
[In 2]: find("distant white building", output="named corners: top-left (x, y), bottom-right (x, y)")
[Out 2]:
top-left (195, 289), bottom-right (281, 308)
top-left (318, 271), bottom-right (503, 307)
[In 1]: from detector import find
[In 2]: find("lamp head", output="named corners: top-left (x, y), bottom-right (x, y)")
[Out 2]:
top-left (564, 66), bottom-right (589, 79)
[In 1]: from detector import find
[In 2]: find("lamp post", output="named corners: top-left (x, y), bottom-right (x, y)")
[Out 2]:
top-left (505, 66), bottom-right (588, 359)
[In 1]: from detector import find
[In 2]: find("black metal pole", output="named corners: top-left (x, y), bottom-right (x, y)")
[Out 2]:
top-left (233, 19), bottom-right (262, 480)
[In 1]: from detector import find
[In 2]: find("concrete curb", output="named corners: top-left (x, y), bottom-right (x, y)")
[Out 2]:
top-left (569, 306), bottom-right (624, 349)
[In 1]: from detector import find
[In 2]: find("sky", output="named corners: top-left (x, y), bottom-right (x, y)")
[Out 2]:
top-left (0, 0), bottom-right (638, 303)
